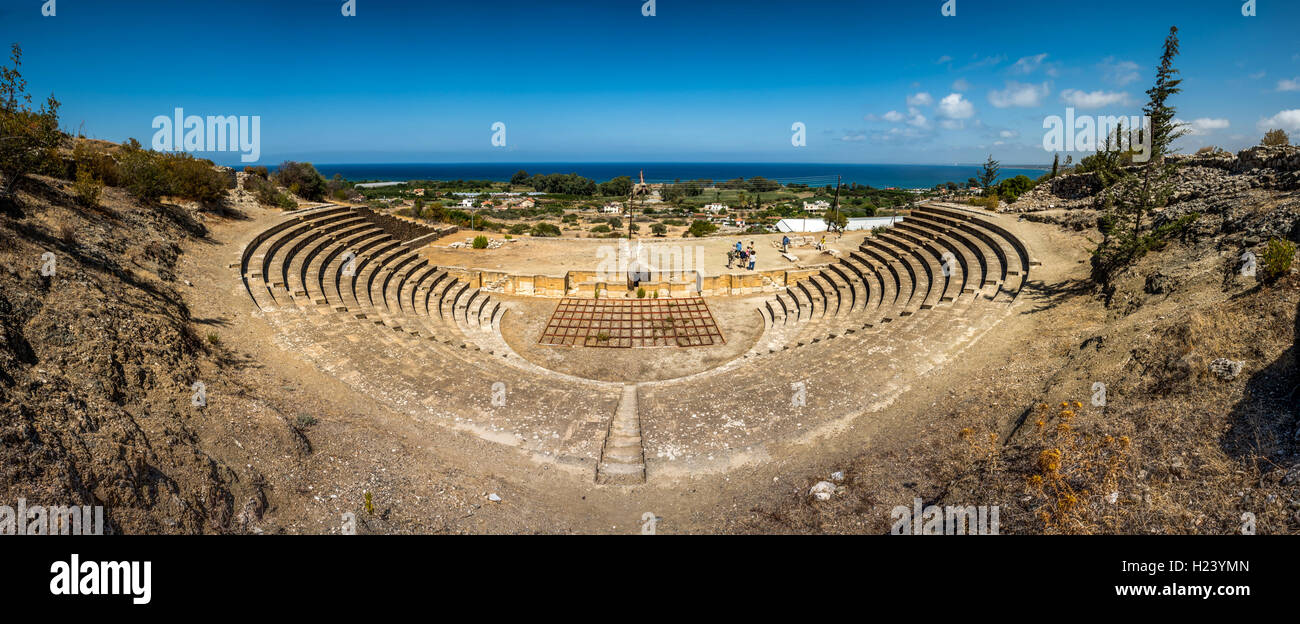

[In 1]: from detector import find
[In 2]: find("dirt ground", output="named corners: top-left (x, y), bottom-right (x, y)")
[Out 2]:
top-left (420, 228), bottom-right (868, 276)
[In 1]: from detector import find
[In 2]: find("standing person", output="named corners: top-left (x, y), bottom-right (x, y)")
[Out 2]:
top-left (725, 248), bottom-right (733, 269)
top-left (747, 246), bottom-right (756, 270)
top-left (782, 235), bottom-right (790, 253)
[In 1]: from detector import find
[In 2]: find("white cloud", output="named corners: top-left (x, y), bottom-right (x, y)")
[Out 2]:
top-left (939, 119), bottom-right (965, 130)
top-left (907, 111), bottom-right (930, 128)
top-left (881, 110), bottom-right (905, 122)
top-left (988, 82), bottom-right (1049, 108)
top-left (1248, 71), bottom-right (1266, 80)
top-left (1060, 89), bottom-right (1131, 108)
top-left (1277, 78), bottom-right (1300, 92)
top-left (1174, 117), bottom-right (1230, 136)
top-left (1098, 57), bottom-right (1141, 86)
top-left (841, 134), bottom-right (867, 142)
top-left (1257, 110), bottom-right (1300, 131)
top-left (936, 55), bottom-right (952, 64)
top-left (999, 129), bottom-right (1019, 139)
top-left (1011, 53), bottom-right (1049, 74)
top-left (951, 78), bottom-right (972, 92)
top-left (907, 92), bottom-right (934, 107)
top-left (938, 93), bottom-right (974, 119)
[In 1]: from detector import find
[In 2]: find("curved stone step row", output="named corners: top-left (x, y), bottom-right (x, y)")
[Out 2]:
top-left (911, 203), bottom-right (1036, 302)
top-left (245, 209), bottom-right (631, 439)
top-left (751, 201), bottom-right (1037, 351)
top-left (238, 205), bottom-right (351, 309)
top-left (640, 297), bottom-right (1006, 468)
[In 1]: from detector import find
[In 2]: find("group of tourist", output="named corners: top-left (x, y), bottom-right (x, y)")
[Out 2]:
top-left (726, 240), bottom-right (758, 271)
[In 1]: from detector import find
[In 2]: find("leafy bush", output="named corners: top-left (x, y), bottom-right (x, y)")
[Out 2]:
top-left (72, 142), bottom-right (120, 187)
top-left (244, 173), bottom-right (296, 209)
top-left (530, 222), bottom-right (561, 237)
top-left (650, 222), bottom-right (667, 236)
top-left (160, 152), bottom-right (227, 204)
top-left (686, 219), bottom-right (718, 237)
top-left (117, 140), bottom-right (169, 202)
top-left (590, 224), bottom-right (611, 233)
top-left (1261, 238), bottom-right (1296, 283)
top-left (0, 44), bottom-right (62, 199)
top-left (992, 175), bottom-right (1035, 203)
top-left (273, 161), bottom-right (326, 201)
top-left (1261, 129), bottom-right (1289, 147)
top-left (472, 235), bottom-right (489, 249)
top-left (72, 165), bottom-right (103, 208)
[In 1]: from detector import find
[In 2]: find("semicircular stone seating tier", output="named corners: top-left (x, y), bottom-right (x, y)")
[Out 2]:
top-left (235, 202), bottom-right (1038, 485)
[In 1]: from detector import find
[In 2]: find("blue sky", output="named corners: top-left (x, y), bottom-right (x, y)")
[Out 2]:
top-left (5, 0), bottom-right (1298, 165)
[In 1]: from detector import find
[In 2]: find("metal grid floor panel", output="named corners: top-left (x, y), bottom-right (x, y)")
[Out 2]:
top-left (539, 297), bottom-right (725, 348)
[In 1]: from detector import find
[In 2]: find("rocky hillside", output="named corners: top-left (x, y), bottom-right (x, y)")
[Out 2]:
top-left (744, 147), bottom-right (1300, 534)
top-left (0, 148), bottom-right (290, 534)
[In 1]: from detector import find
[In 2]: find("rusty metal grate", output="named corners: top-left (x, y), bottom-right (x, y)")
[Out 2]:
top-left (539, 296), bottom-right (725, 348)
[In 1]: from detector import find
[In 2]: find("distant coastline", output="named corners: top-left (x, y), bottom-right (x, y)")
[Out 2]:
top-left (298, 162), bottom-right (1047, 189)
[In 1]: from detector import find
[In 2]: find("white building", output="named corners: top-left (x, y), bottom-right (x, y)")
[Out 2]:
top-left (802, 200), bottom-right (831, 212)
top-left (459, 198), bottom-right (475, 208)
top-left (601, 202), bottom-right (623, 214)
top-left (775, 216), bottom-right (904, 233)
top-left (704, 203), bottom-right (728, 213)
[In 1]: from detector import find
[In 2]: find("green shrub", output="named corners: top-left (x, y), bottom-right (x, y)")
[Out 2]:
top-left (160, 153), bottom-right (227, 204)
top-left (1261, 238), bottom-right (1296, 283)
top-left (530, 223), bottom-right (561, 237)
top-left (636, 286), bottom-right (646, 298)
top-left (686, 219), bottom-right (718, 237)
top-left (117, 140), bottom-right (168, 202)
top-left (590, 224), bottom-right (611, 233)
top-left (72, 165), bottom-right (103, 208)
top-left (472, 235), bottom-right (489, 249)
top-left (0, 44), bottom-right (62, 198)
top-left (273, 161), bottom-right (326, 201)
top-left (72, 142), bottom-right (120, 187)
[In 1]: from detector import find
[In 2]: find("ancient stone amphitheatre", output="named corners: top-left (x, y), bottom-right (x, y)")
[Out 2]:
top-left (235, 200), bottom-right (1037, 488)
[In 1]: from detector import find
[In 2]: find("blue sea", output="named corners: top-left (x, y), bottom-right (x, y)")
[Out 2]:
top-left (307, 162), bottom-right (1046, 190)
